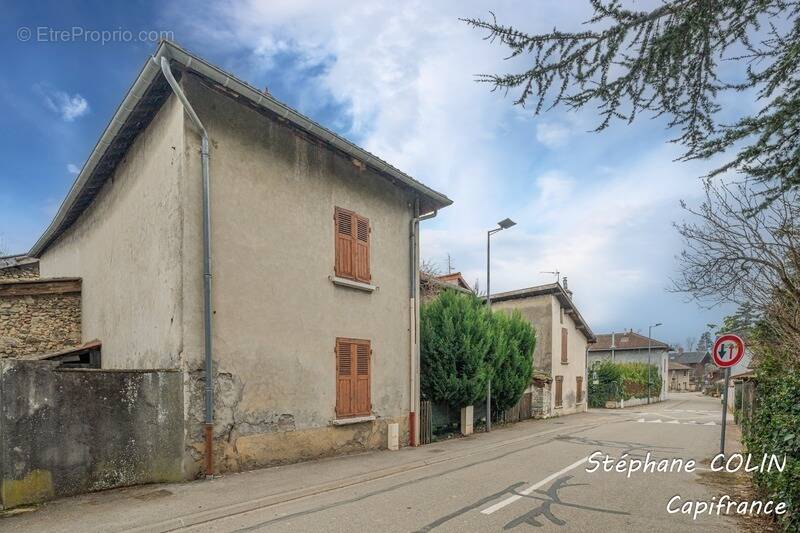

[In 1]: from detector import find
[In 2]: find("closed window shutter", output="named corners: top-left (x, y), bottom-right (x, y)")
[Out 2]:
top-left (561, 328), bottom-right (568, 363)
top-left (335, 208), bottom-right (355, 279)
top-left (354, 216), bottom-right (371, 282)
top-left (555, 376), bottom-right (563, 407)
top-left (335, 338), bottom-right (371, 418)
top-left (576, 376), bottom-right (583, 403)
top-left (336, 339), bottom-right (354, 417)
top-left (354, 341), bottom-right (371, 415)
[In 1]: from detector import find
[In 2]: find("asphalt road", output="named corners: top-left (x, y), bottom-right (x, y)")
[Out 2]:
top-left (2, 393), bottom-right (740, 532)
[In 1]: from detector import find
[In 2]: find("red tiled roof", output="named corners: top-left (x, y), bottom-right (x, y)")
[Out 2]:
top-left (435, 272), bottom-right (472, 291)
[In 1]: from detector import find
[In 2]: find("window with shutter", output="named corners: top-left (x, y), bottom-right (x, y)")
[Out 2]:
top-left (555, 375), bottom-right (563, 407)
top-left (576, 376), bottom-right (583, 403)
top-left (561, 327), bottom-right (568, 364)
top-left (334, 207), bottom-right (371, 283)
top-left (335, 338), bottom-right (371, 418)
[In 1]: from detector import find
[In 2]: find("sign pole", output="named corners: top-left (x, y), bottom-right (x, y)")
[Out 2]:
top-left (711, 333), bottom-right (744, 457)
top-left (720, 366), bottom-right (731, 456)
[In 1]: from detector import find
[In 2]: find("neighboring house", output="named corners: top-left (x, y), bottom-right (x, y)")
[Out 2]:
top-left (668, 361), bottom-right (692, 391)
top-left (435, 272), bottom-right (473, 292)
top-left (588, 331), bottom-right (670, 401)
top-left (28, 41), bottom-right (451, 478)
top-left (669, 351), bottom-right (711, 390)
top-left (420, 271), bottom-right (473, 301)
top-left (489, 280), bottom-right (595, 417)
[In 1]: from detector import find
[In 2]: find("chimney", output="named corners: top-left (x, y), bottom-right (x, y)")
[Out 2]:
top-left (562, 276), bottom-right (573, 298)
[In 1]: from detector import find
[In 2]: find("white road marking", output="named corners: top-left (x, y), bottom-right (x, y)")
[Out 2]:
top-left (480, 456), bottom-right (590, 515)
top-left (634, 418), bottom-right (716, 426)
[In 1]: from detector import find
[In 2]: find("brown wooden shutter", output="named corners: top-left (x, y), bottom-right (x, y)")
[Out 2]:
top-left (354, 340), bottom-right (371, 415)
top-left (354, 215), bottom-right (371, 282)
top-left (561, 328), bottom-right (568, 364)
top-left (335, 207), bottom-right (355, 279)
top-left (335, 338), bottom-right (371, 418)
top-left (576, 376), bottom-right (583, 403)
top-left (555, 376), bottom-right (563, 407)
top-left (336, 338), bottom-right (354, 417)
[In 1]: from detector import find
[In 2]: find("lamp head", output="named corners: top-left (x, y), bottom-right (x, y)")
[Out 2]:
top-left (497, 218), bottom-right (516, 230)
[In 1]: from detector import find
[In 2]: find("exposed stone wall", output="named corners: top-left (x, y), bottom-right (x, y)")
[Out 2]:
top-left (531, 381), bottom-right (552, 418)
top-left (0, 279), bottom-right (81, 358)
top-left (0, 262), bottom-right (39, 281)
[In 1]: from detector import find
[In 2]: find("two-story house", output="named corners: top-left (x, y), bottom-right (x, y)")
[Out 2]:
top-left (588, 331), bottom-right (670, 400)
top-left (29, 41), bottom-right (451, 477)
top-left (490, 280), bottom-right (595, 417)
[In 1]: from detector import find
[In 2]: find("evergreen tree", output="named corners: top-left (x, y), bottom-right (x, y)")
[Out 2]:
top-left (489, 310), bottom-right (536, 413)
top-left (464, 1), bottom-right (800, 207)
top-left (420, 290), bottom-right (493, 407)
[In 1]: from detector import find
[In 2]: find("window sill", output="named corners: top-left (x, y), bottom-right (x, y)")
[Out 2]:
top-left (554, 405), bottom-right (563, 409)
top-left (560, 361), bottom-right (569, 365)
top-left (332, 415), bottom-right (376, 426)
top-left (330, 275), bottom-right (377, 292)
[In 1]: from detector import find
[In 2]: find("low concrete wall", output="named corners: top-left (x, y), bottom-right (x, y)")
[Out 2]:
top-left (603, 396), bottom-right (662, 409)
top-left (0, 360), bottom-right (183, 509)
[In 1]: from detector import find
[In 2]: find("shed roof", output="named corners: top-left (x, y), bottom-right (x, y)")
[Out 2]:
top-left (30, 40), bottom-right (452, 257)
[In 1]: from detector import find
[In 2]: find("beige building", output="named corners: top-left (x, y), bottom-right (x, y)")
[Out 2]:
top-left (668, 361), bottom-right (692, 391)
top-left (490, 281), bottom-right (595, 417)
top-left (29, 41), bottom-right (451, 477)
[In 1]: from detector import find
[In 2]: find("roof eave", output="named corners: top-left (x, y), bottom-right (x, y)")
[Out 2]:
top-left (30, 40), bottom-right (451, 257)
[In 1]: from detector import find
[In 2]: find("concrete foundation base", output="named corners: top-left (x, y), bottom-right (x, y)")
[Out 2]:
top-left (460, 405), bottom-right (474, 435)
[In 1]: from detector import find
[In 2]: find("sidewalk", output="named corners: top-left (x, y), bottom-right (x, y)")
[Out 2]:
top-left (1, 412), bottom-right (608, 533)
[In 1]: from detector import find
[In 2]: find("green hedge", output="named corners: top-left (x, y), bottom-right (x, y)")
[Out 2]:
top-left (420, 289), bottom-right (536, 414)
top-left (741, 343), bottom-right (800, 531)
top-left (588, 360), bottom-right (662, 407)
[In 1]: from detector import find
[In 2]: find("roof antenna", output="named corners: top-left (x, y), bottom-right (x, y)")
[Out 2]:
top-left (540, 269), bottom-right (560, 283)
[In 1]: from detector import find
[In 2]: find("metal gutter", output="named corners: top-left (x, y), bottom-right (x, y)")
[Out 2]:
top-left (157, 56), bottom-right (216, 478)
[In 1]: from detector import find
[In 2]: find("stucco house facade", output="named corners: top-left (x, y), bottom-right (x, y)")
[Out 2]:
top-left (489, 281), bottom-right (595, 417)
top-left (668, 361), bottom-right (692, 391)
top-left (29, 41), bottom-right (451, 478)
top-left (669, 351), bottom-right (711, 390)
top-left (588, 331), bottom-right (670, 401)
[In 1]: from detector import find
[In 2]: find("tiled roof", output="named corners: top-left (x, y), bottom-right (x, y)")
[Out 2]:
top-left (670, 351), bottom-right (710, 365)
top-left (487, 282), bottom-right (595, 342)
top-left (588, 331), bottom-right (670, 352)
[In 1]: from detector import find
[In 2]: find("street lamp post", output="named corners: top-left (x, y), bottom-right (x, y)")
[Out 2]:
top-left (486, 217), bottom-right (516, 432)
top-left (647, 322), bottom-right (662, 404)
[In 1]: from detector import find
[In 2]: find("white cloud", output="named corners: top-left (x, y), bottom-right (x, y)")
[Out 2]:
top-left (166, 0), bottom-right (731, 340)
top-left (67, 163), bottom-right (80, 175)
top-left (41, 89), bottom-right (89, 121)
top-left (536, 121), bottom-right (571, 149)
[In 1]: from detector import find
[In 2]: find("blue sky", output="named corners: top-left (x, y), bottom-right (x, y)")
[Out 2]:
top-left (0, 1), bottom-right (735, 348)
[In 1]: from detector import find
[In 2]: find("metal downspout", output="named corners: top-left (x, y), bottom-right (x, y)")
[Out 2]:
top-left (157, 57), bottom-right (216, 477)
top-left (409, 199), bottom-right (437, 446)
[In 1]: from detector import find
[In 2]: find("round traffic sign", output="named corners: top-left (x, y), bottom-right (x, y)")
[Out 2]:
top-left (712, 334), bottom-right (745, 368)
